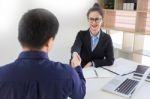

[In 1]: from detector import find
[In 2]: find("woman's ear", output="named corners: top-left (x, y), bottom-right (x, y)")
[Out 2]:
top-left (101, 19), bottom-right (103, 24)
top-left (100, 19), bottom-right (103, 26)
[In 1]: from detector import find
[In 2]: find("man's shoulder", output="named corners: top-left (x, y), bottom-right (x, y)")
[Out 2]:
top-left (0, 62), bottom-right (16, 79)
top-left (50, 61), bottom-right (72, 71)
top-left (0, 60), bottom-right (73, 72)
top-left (47, 61), bottom-right (76, 76)
top-left (0, 62), bottom-right (15, 72)
top-left (0, 60), bottom-right (76, 80)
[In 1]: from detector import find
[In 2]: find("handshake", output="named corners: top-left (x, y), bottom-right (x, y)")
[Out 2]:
top-left (71, 52), bottom-right (81, 68)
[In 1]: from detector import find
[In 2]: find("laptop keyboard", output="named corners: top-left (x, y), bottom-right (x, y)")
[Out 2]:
top-left (115, 78), bottom-right (139, 95)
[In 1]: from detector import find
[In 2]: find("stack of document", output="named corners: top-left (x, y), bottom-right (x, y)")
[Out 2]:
top-left (82, 58), bottom-right (139, 79)
top-left (102, 58), bottom-right (138, 76)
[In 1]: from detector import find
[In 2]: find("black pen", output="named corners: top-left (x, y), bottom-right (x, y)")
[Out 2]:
top-left (94, 69), bottom-right (98, 77)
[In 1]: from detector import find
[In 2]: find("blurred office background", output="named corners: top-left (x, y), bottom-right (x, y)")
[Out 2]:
top-left (0, 0), bottom-right (150, 66)
top-left (0, 0), bottom-right (96, 65)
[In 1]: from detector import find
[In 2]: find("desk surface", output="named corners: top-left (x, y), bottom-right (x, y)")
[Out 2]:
top-left (84, 58), bottom-right (150, 99)
top-left (85, 77), bottom-right (150, 99)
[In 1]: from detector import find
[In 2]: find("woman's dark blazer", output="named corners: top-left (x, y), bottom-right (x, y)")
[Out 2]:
top-left (71, 29), bottom-right (114, 68)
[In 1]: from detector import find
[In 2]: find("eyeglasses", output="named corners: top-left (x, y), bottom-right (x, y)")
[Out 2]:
top-left (88, 17), bottom-right (102, 23)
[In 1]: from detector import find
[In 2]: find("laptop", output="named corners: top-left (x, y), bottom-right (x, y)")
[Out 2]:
top-left (133, 65), bottom-right (150, 81)
top-left (102, 76), bottom-right (139, 98)
top-left (102, 66), bottom-right (150, 98)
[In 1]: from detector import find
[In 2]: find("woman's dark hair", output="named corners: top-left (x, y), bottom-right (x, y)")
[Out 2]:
top-left (18, 8), bottom-right (59, 49)
top-left (87, 3), bottom-right (104, 18)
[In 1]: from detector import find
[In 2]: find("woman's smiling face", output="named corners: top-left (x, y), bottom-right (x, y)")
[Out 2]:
top-left (88, 11), bottom-right (103, 35)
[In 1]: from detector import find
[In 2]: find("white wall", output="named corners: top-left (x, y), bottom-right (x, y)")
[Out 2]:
top-left (0, 0), bottom-right (96, 65)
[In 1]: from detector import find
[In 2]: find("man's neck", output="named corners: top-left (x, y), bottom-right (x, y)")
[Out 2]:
top-left (22, 47), bottom-right (48, 53)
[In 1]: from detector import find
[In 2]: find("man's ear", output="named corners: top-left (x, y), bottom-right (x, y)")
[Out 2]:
top-left (46, 37), bottom-right (54, 49)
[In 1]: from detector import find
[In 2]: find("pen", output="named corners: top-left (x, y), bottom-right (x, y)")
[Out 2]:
top-left (94, 69), bottom-right (98, 77)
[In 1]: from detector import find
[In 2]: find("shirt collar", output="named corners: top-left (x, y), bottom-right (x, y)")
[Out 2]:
top-left (18, 51), bottom-right (49, 59)
top-left (89, 30), bottom-right (100, 39)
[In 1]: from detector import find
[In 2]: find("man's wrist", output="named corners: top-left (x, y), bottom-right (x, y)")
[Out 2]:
top-left (73, 64), bottom-right (80, 68)
top-left (74, 66), bottom-right (82, 73)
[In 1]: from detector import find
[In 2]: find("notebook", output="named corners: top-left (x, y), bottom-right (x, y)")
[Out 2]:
top-left (82, 67), bottom-right (97, 78)
top-left (101, 58), bottom-right (138, 76)
top-left (82, 67), bottom-right (116, 79)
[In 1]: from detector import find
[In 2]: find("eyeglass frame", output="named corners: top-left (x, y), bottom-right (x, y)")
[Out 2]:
top-left (88, 17), bottom-right (103, 23)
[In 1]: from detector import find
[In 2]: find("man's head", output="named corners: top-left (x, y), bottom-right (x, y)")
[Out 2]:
top-left (18, 8), bottom-right (59, 51)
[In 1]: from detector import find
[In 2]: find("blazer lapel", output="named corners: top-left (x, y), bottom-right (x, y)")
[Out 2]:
top-left (84, 30), bottom-right (92, 52)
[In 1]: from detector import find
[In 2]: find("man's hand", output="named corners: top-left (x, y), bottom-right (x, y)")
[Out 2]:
top-left (84, 62), bottom-right (92, 68)
top-left (71, 52), bottom-right (81, 68)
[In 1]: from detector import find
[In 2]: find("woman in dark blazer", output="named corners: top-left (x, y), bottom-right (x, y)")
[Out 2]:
top-left (71, 3), bottom-right (114, 68)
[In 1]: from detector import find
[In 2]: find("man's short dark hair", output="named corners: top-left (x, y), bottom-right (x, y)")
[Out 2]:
top-left (18, 8), bottom-right (59, 49)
